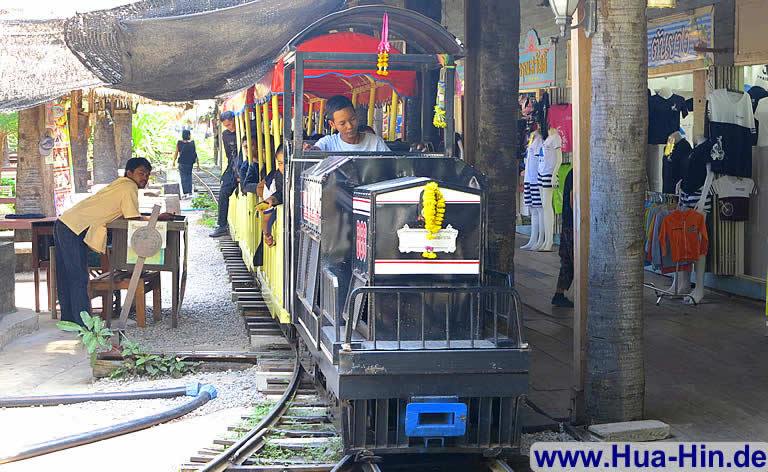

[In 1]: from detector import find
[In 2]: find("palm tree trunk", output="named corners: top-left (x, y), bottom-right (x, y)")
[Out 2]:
top-left (464, 0), bottom-right (520, 273)
top-left (93, 112), bottom-right (118, 184)
top-left (69, 112), bottom-right (90, 192)
top-left (16, 105), bottom-right (55, 216)
top-left (0, 132), bottom-right (8, 168)
top-left (586, 0), bottom-right (648, 422)
top-left (113, 110), bottom-right (133, 169)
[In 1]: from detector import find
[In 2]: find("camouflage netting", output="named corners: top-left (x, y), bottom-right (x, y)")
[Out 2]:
top-left (0, 0), bottom-right (344, 111)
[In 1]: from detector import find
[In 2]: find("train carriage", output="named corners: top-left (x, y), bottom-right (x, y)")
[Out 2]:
top-left (222, 5), bottom-right (530, 459)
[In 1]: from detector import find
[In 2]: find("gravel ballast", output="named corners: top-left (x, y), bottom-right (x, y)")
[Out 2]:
top-left (123, 211), bottom-right (251, 352)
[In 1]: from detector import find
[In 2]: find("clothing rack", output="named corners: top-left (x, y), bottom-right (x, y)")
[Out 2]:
top-left (643, 191), bottom-right (697, 306)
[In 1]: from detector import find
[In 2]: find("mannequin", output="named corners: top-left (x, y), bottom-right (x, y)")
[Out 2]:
top-left (669, 135), bottom-right (713, 304)
top-left (535, 127), bottom-right (563, 252)
top-left (521, 130), bottom-right (543, 250)
top-left (657, 86), bottom-right (673, 99)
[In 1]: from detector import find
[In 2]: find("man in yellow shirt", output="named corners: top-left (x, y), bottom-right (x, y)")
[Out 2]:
top-left (55, 158), bottom-right (172, 325)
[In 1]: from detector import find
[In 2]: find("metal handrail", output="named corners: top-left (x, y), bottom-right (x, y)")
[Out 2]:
top-left (343, 286), bottom-right (525, 350)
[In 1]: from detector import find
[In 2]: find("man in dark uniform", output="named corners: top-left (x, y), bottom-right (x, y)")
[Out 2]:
top-left (210, 110), bottom-right (239, 237)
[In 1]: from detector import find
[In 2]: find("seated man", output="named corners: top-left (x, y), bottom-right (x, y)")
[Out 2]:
top-left (56, 158), bottom-right (173, 325)
top-left (307, 95), bottom-right (391, 152)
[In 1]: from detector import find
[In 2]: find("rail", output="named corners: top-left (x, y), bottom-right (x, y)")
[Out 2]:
top-left (199, 350), bottom-right (302, 472)
top-left (192, 168), bottom-right (220, 202)
top-left (344, 286), bottom-right (525, 350)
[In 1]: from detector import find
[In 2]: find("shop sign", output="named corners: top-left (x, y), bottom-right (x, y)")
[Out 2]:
top-left (648, 10), bottom-right (713, 68)
top-left (45, 98), bottom-right (73, 215)
top-left (519, 30), bottom-right (555, 90)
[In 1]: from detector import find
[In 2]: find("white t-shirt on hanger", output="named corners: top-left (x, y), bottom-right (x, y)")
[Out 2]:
top-left (708, 89), bottom-right (756, 131)
top-left (711, 175), bottom-right (755, 198)
top-left (755, 97), bottom-right (768, 147)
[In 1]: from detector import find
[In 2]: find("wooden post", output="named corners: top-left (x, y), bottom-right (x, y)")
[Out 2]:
top-left (254, 103), bottom-right (265, 174)
top-left (693, 69), bottom-right (707, 139)
top-left (271, 95), bottom-right (281, 146)
top-left (262, 103), bottom-right (273, 173)
top-left (368, 81), bottom-right (377, 126)
top-left (306, 101), bottom-right (314, 136)
top-left (316, 100), bottom-right (325, 135)
top-left (570, 7), bottom-right (592, 424)
top-left (388, 90), bottom-right (398, 142)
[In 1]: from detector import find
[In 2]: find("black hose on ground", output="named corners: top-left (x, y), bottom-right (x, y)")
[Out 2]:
top-left (0, 384), bottom-right (217, 464)
top-left (0, 386), bottom-right (190, 408)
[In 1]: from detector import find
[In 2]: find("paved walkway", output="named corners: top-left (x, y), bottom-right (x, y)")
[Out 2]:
top-left (517, 234), bottom-right (768, 441)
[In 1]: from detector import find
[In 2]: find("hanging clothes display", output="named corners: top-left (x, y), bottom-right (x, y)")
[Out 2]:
top-left (554, 163), bottom-right (573, 215)
top-left (679, 139), bottom-right (716, 212)
top-left (712, 175), bottom-right (756, 221)
top-left (662, 137), bottom-right (692, 194)
top-left (547, 104), bottom-right (573, 153)
top-left (755, 97), bottom-right (768, 147)
top-left (648, 91), bottom-right (691, 144)
top-left (659, 208), bottom-right (709, 263)
top-left (524, 133), bottom-right (543, 209)
top-left (538, 132), bottom-right (562, 190)
top-left (707, 89), bottom-right (756, 177)
top-left (644, 195), bottom-right (692, 274)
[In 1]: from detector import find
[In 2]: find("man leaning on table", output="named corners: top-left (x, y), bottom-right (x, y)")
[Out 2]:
top-left (55, 158), bottom-right (173, 325)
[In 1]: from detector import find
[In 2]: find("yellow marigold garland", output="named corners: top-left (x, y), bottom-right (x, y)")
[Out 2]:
top-left (421, 182), bottom-right (446, 259)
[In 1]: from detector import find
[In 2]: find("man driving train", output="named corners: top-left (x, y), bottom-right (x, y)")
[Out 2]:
top-left (306, 95), bottom-right (391, 152)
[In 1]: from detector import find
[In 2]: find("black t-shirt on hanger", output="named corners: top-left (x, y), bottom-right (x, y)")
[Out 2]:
top-left (662, 138), bottom-right (692, 194)
top-left (708, 122), bottom-right (754, 178)
top-left (748, 86), bottom-right (768, 111)
top-left (648, 93), bottom-right (690, 144)
top-left (680, 139), bottom-right (714, 194)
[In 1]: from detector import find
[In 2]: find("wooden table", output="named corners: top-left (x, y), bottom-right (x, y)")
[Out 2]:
top-left (107, 217), bottom-right (188, 328)
top-left (0, 216), bottom-right (57, 231)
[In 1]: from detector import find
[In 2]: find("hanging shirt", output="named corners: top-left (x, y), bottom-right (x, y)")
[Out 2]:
top-left (659, 209), bottom-right (709, 263)
top-left (708, 90), bottom-right (756, 176)
top-left (712, 176), bottom-right (755, 221)
top-left (755, 98), bottom-right (768, 147)
top-left (662, 138), bottom-right (692, 194)
top-left (547, 104), bottom-right (573, 152)
top-left (748, 86), bottom-right (768, 112)
top-left (59, 177), bottom-right (140, 253)
top-left (538, 132), bottom-right (562, 188)
top-left (314, 132), bottom-right (390, 152)
top-left (648, 93), bottom-right (690, 144)
top-left (680, 139), bottom-right (715, 194)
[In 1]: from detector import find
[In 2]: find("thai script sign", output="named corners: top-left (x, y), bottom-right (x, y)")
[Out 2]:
top-left (45, 98), bottom-right (73, 215)
top-left (648, 9), bottom-right (713, 68)
top-left (520, 30), bottom-right (555, 90)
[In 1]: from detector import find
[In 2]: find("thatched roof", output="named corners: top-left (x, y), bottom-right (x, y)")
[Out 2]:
top-left (0, 0), bottom-right (343, 112)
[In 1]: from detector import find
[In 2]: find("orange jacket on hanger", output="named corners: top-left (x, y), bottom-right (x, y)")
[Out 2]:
top-left (659, 209), bottom-right (709, 263)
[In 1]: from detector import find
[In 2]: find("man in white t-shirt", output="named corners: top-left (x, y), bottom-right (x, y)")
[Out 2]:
top-left (306, 95), bottom-right (391, 152)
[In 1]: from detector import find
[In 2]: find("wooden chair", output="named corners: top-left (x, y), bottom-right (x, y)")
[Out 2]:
top-left (88, 270), bottom-right (162, 327)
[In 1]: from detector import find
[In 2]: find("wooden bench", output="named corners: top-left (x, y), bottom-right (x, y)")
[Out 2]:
top-left (88, 270), bottom-right (161, 327)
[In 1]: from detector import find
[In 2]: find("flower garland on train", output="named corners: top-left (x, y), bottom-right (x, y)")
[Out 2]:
top-left (376, 13), bottom-right (390, 76)
top-left (421, 182), bottom-right (446, 259)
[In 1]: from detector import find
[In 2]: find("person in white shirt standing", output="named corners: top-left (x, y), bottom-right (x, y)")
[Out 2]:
top-left (306, 95), bottom-right (391, 152)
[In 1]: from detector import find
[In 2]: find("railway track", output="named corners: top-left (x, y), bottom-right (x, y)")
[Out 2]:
top-left (180, 236), bottom-right (519, 472)
top-left (192, 167), bottom-right (222, 200)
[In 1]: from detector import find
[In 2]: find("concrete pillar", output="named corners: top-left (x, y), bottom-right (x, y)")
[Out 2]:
top-left (113, 109), bottom-right (133, 169)
top-left (92, 112), bottom-right (118, 184)
top-left (0, 240), bottom-right (15, 315)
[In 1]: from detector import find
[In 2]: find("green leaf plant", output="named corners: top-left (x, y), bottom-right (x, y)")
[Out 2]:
top-left (109, 339), bottom-right (200, 379)
top-left (56, 311), bottom-right (114, 365)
